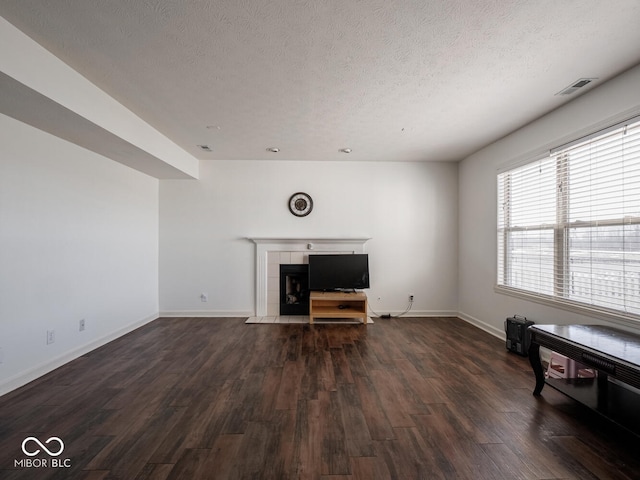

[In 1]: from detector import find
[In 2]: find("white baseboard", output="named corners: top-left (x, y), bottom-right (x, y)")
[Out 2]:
top-left (369, 309), bottom-right (458, 318)
top-left (0, 312), bottom-right (158, 397)
top-left (159, 310), bottom-right (254, 318)
top-left (457, 311), bottom-right (505, 340)
top-left (161, 309), bottom-right (458, 319)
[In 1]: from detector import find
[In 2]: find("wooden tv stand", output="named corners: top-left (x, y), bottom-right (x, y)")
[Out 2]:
top-left (309, 291), bottom-right (368, 324)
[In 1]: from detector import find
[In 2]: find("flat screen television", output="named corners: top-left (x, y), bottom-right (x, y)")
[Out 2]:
top-left (308, 254), bottom-right (370, 291)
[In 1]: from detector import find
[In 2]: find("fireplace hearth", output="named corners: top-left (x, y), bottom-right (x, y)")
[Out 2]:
top-left (280, 264), bottom-right (309, 315)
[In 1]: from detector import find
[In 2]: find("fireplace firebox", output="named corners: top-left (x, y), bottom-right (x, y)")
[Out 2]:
top-left (280, 264), bottom-right (309, 315)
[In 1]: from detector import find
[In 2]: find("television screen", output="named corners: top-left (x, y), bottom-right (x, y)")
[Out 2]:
top-left (308, 254), bottom-right (370, 291)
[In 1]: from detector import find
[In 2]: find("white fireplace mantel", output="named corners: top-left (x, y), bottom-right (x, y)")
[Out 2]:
top-left (248, 237), bottom-right (370, 316)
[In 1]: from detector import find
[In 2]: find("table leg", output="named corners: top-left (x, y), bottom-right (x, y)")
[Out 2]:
top-left (597, 372), bottom-right (608, 412)
top-left (528, 342), bottom-right (545, 395)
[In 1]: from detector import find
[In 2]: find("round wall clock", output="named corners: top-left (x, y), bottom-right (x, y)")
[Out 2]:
top-left (288, 192), bottom-right (313, 217)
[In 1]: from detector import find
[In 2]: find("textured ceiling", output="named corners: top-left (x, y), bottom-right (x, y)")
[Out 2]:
top-left (2, 0), bottom-right (640, 162)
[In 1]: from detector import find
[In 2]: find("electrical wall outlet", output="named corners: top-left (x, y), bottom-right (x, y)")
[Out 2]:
top-left (46, 330), bottom-right (55, 345)
top-left (79, 319), bottom-right (85, 332)
top-left (409, 294), bottom-right (414, 302)
top-left (200, 293), bottom-right (208, 302)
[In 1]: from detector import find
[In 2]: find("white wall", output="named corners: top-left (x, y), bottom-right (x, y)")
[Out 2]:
top-left (458, 64), bottom-right (640, 337)
top-left (0, 114), bottom-right (159, 395)
top-left (159, 160), bottom-right (458, 317)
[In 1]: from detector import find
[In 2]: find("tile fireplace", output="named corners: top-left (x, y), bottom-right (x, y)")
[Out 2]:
top-left (248, 237), bottom-right (370, 317)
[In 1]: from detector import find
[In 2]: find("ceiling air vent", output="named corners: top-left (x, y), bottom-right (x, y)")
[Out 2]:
top-left (555, 78), bottom-right (597, 96)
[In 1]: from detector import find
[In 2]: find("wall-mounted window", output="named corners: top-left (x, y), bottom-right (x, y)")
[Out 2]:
top-left (497, 116), bottom-right (640, 320)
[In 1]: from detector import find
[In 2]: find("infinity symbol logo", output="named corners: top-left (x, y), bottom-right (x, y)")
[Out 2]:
top-left (21, 437), bottom-right (65, 457)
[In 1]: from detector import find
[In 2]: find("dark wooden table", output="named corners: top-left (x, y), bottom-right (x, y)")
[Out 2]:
top-left (528, 324), bottom-right (640, 433)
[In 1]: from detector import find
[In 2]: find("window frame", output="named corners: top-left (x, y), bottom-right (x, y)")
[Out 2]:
top-left (496, 116), bottom-right (640, 326)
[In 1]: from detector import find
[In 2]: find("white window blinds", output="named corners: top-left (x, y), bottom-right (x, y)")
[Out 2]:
top-left (498, 116), bottom-right (640, 318)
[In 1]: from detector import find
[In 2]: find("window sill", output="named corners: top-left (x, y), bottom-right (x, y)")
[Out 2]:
top-left (494, 285), bottom-right (640, 329)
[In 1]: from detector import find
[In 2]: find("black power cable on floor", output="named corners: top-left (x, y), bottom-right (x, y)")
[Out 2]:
top-left (370, 297), bottom-right (413, 319)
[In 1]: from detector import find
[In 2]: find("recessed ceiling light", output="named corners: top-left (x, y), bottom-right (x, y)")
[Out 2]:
top-left (339, 148), bottom-right (352, 154)
top-left (267, 147), bottom-right (280, 153)
top-left (197, 145), bottom-right (212, 152)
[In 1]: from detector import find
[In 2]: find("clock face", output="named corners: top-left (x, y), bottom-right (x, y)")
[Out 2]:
top-left (288, 192), bottom-right (313, 217)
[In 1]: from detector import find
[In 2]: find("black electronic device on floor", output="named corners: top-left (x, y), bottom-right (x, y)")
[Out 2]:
top-left (505, 315), bottom-right (534, 356)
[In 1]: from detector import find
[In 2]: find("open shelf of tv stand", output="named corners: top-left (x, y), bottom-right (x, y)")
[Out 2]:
top-left (309, 291), bottom-right (368, 325)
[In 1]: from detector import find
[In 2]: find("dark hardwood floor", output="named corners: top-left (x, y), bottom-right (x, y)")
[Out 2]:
top-left (1, 317), bottom-right (640, 479)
